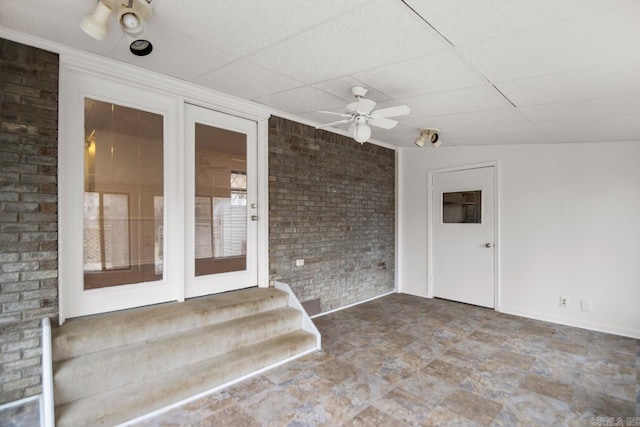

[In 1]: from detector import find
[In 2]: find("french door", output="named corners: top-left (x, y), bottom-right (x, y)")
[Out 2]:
top-left (60, 70), bottom-right (259, 320)
top-left (184, 104), bottom-right (258, 298)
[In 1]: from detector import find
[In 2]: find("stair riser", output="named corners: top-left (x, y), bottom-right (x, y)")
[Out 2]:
top-left (52, 290), bottom-right (289, 362)
top-left (55, 332), bottom-right (317, 427)
top-left (54, 309), bottom-right (302, 405)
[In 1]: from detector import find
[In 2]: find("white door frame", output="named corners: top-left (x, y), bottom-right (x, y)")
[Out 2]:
top-left (58, 54), bottom-right (271, 323)
top-left (426, 161), bottom-right (500, 310)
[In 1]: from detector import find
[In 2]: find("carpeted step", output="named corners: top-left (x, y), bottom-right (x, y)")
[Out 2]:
top-left (52, 287), bottom-right (289, 362)
top-left (54, 307), bottom-right (302, 405)
top-left (55, 330), bottom-right (316, 427)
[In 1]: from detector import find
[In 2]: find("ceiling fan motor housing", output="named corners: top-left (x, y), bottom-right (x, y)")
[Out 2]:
top-left (351, 86), bottom-right (368, 98)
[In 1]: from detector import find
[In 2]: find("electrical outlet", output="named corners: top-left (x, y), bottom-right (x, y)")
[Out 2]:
top-left (295, 259), bottom-right (304, 267)
top-left (580, 300), bottom-right (592, 312)
top-left (559, 297), bottom-right (568, 308)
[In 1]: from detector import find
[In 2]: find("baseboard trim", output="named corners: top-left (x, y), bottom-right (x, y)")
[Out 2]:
top-left (499, 305), bottom-right (640, 339)
top-left (0, 394), bottom-right (39, 412)
top-left (311, 291), bottom-right (396, 319)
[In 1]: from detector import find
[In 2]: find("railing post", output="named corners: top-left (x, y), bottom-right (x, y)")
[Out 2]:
top-left (41, 317), bottom-right (55, 427)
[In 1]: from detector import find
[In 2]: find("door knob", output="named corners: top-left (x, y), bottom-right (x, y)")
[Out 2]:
top-left (485, 243), bottom-right (493, 248)
top-left (251, 215), bottom-right (258, 221)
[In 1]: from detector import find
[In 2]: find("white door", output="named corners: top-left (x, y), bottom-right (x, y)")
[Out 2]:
top-left (432, 166), bottom-right (496, 308)
top-left (184, 104), bottom-right (258, 298)
top-left (60, 70), bottom-right (181, 319)
top-left (60, 69), bottom-right (261, 320)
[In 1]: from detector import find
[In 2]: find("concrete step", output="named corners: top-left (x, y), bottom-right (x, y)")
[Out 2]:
top-left (54, 306), bottom-right (302, 405)
top-left (55, 330), bottom-right (316, 427)
top-left (52, 287), bottom-right (289, 362)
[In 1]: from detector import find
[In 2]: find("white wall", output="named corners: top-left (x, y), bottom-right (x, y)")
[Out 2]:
top-left (398, 141), bottom-right (640, 339)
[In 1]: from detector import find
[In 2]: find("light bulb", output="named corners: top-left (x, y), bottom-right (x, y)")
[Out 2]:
top-left (122, 13), bottom-right (139, 29)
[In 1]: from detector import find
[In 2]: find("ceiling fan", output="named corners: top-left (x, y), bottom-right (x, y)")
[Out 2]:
top-left (316, 86), bottom-right (410, 144)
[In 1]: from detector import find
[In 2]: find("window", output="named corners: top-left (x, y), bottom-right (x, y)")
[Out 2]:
top-left (82, 98), bottom-right (164, 288)
top-left (443, 190), bottom-right (482, 224)
top-left (193, 124), bottom-right (247, 275)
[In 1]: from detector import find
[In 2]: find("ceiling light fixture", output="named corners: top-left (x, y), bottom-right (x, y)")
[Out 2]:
top-left (350, 116), bottom-right (372, 144)
top-left (415, 128), bottom-right (441, 147)
top-left (81, 0), bottom-right (154, 55)
top-left (80, 1), bottom-right (112, 41)
top-left (129, 39), bottom-right (153, 56)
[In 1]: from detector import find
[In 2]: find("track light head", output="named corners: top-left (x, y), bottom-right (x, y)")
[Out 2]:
top-left (81, 1), bottom-right (112, 41)
top-left (415, 128), bottom-right (441, 148)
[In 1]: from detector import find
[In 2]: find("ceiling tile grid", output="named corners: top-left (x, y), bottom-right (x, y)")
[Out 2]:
top-left (1, 0), bottom-right (639, 147)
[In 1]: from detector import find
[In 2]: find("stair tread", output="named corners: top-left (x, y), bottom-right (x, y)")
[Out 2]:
top-left (54, 307), bottom-right (303, 405)
top-left (55, 330), bottom-right (317, 427)
top-left (52, 287), bottom-right (289, 362)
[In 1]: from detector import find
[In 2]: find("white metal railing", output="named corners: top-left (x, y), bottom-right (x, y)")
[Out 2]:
top-left (41, 317), bottom-right (54, 427)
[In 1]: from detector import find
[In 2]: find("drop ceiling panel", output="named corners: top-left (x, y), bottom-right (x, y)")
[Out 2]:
top-left (2, 0), bottom-right (639, 147)
top-left (496, 61), bottom-right (640, 106)
top-left (534, 115), bottom-right (640, 134)
top-left (313, 77), bottom-right (391, 103)
top-left (354, 51), bottom-right (485, 98)
top-left (458, 3), bottom-right (640, 83)
top-left (371, 124), bottom-right (424, 147)
top-left (519, 96), bottom-right (640, 122)
top-left (246, 0), bottom-right (447, 84)
top-left (546, 129), bottom-right (640, 143)
top-left (393, 85), bottom-right (514, 119)
top-left (193, 60), bottom-right (303, 100)
top-left (443, 122), bottom-right (542, 139)
top-left (110, 28), bottom-right (236, 81)
top-left (153, 0), bottom-right (372, 57)
top-left (403, 0), bottom-right (640, 46)
top-left (0, 0), bottom-right (122, 56)
top-left (254, 86), bottom-right (346, 114)
top-left (401, 108), bottom-right (525, 130)
top-left (450, 134), bottom-right (551, 146)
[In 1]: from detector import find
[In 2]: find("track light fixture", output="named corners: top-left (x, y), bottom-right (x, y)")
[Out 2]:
top-left (80, 1), bottom-right (112, 41)
top-left (415, 128), bottom-right (441, 148)
top-left (81, 0), bottom-right (154, 55)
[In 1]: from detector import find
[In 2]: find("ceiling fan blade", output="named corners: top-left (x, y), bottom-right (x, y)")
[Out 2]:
top-left (371, 105), bottom-right (410, 118)
top-left (317, 111), bottom-right (352, 118)
top-left (369, 117), bottom-right (398, 130)
top-left (356, 98), bottom-right (376, 115)
top-left (316, 119), bottom-right (352, 129)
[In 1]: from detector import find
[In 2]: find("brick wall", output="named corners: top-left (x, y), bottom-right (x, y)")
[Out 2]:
top-left (0, 38), bottom-right (59, 404)
top-left (269, 116), bottom-right (395, 313)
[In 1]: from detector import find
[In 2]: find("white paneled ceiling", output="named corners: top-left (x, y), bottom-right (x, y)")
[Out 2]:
top-left (1, 0), bottom-right (639, 148)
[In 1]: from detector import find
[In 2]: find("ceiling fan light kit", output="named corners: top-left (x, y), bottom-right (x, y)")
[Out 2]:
top-left (81, 0), bottom-right (154, 56)
top-left (415, 128), bottom-right (441, 148)
top-left (316, 86), bottom-right (410, 145)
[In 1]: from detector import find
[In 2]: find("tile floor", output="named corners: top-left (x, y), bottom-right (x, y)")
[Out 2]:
top-left (133, 294), bottom-right (639, 426)
top-left (2, 294), bottom-right (638, 426)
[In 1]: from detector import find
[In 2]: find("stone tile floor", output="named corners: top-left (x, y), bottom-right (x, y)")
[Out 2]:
top-left (133, 294), bottom-right (639, 426)
top-left (2, 294), bottom-right (639, 426)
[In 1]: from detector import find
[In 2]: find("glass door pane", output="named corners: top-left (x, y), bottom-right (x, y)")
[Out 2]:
top-left (83, 98), bottom-right (164, 289)
top-left (184, 104), bottom-right (257, 299)
top-left (194, 123), bottom-right (247, 276)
